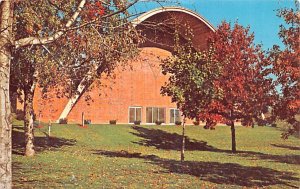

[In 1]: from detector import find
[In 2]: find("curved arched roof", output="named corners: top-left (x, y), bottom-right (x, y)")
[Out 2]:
top-left (132, 7), bottom-right (215, 31)
top-left (132, 7), bottom-right (215, 52)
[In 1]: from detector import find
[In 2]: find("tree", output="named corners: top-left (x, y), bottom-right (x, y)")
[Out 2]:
top-left (162, 22), bottom-right (274, 154)
top-left (0, 0), bottom-right (142, 187)
top-left (11, 0), bottom-right (140, 157)
top-left (207, 22), bottom-right (275, 153)
top-left (161, 28), bottom-right (221, 161)
top-left (270, 1), bottom-right (300, 138)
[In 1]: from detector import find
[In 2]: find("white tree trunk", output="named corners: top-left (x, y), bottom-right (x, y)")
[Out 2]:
top-left (0, 67), bottom-right (12, 189)
top-left (0, 1), bottom-right (13, 188)
top-left (24, 88), bottom-right (35, 156)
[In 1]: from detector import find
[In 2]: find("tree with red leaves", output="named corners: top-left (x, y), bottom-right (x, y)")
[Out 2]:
top-left (269, 1), bottom-right (300, 138)
top-left (162, 21), bottom-right (274, 154)
top-left (207, 22), bottom-right (274, 153)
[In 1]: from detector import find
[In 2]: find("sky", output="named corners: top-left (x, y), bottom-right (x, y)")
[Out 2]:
top-left (131, 0), bottom-right (296, 50)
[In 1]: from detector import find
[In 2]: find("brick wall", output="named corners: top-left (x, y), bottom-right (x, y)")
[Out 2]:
top-left (32, 47), bottom-right (195, 125)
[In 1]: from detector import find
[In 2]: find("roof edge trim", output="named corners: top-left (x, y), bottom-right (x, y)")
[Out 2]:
top-left (132, 6), bottom-right (215, 32)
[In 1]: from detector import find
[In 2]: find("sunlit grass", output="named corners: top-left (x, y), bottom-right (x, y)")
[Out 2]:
top-left (12, 122), bottom-right (300, 188)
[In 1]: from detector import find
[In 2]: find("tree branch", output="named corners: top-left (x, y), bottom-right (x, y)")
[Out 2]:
top-left (14, 0), bottom-right (139, 49)
top-left (14, 0), bottom-right (87, 49)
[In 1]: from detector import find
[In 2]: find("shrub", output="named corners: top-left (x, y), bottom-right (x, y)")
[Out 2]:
top-left (155, 120), bottom-right (163, 125)
top-left (59, 118), bottom-right (68, 124)
top-left (16, 110), bottom-right (24, 120)
top-left (134, 120), bottom-right (141, 125)
top-left (257, 119), bottom-right (267, 126)
top-left (204, 120), bottom-right (217, 130)
top-left (241, 117), bottom-right (254, 127)
top-left (109, 120), bottom-right (117, 125)
top-left (271, 123), bottom-right (277, 127)
top-left (14, 110), bottom-right (36, 121)
top-left (193, 121), bottom-right (200, 126)
top-left (84, 119), bottom-right (91, 124)
top-left (175, 121), bottom-right (182, 125)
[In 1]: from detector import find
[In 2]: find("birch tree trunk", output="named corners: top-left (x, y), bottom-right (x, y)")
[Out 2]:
top-left (0, 1), bottom-right (13, 188)
top-left (24, 86), bottom-right (35, 156)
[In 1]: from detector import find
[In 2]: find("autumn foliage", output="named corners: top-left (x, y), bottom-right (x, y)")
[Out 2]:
top-left (82, 1), bottom-right (105, 20)
top-left (162, 21), bottom-right (274, 152)
top-left (206, 22), bottom-right (274, 124)
top-left (10, 0), bottom-right (140, 158)
top-left (270, 1), bottom-right (300, 138)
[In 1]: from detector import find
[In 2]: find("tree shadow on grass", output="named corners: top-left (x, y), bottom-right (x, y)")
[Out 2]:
top-left (13, 162), bottom-right (71, 188)
top-left (131, 126), bottom-right (300, 165)
top-left (236, 151), bottom-right (300, 165)
top-left (94, 150), bottom-right (299, 188)
top-left (12, 127), bottom-right (77, 155)
top-left (130, 126), bottom-right (226, 152)
top-left (271, 144), bottom-right (300, 151)
top-left (12, 162), bottom-right (23, 178)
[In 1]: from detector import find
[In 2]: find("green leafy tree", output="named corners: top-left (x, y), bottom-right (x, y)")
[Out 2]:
top-left (161, 28), bottom-right (221, 161)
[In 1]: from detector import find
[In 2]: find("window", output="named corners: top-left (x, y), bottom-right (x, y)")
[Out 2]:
top-left (146, 107), bottom-right (165, 123)
top-left (129, 107), bottom-right (142, 123)
top-left (170, 109), bottom-right (181, 124)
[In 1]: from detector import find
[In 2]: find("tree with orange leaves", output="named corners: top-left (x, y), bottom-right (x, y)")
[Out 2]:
top-left (270, 1), bottom-right (300, 138)
top-left (206, 22), bottom-right (274, 153)
top-left (162, 21), bottom-right (274, 154)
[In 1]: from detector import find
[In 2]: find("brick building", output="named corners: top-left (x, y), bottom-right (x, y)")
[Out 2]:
top-left (30, 7), bottom-right (215, 124)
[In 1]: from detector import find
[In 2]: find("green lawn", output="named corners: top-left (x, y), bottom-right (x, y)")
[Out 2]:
top-left (12, 122), bottom-right (300, 188)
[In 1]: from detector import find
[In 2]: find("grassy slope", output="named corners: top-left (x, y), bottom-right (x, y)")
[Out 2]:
top-left (12, 122), bottom-right (300, 189)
